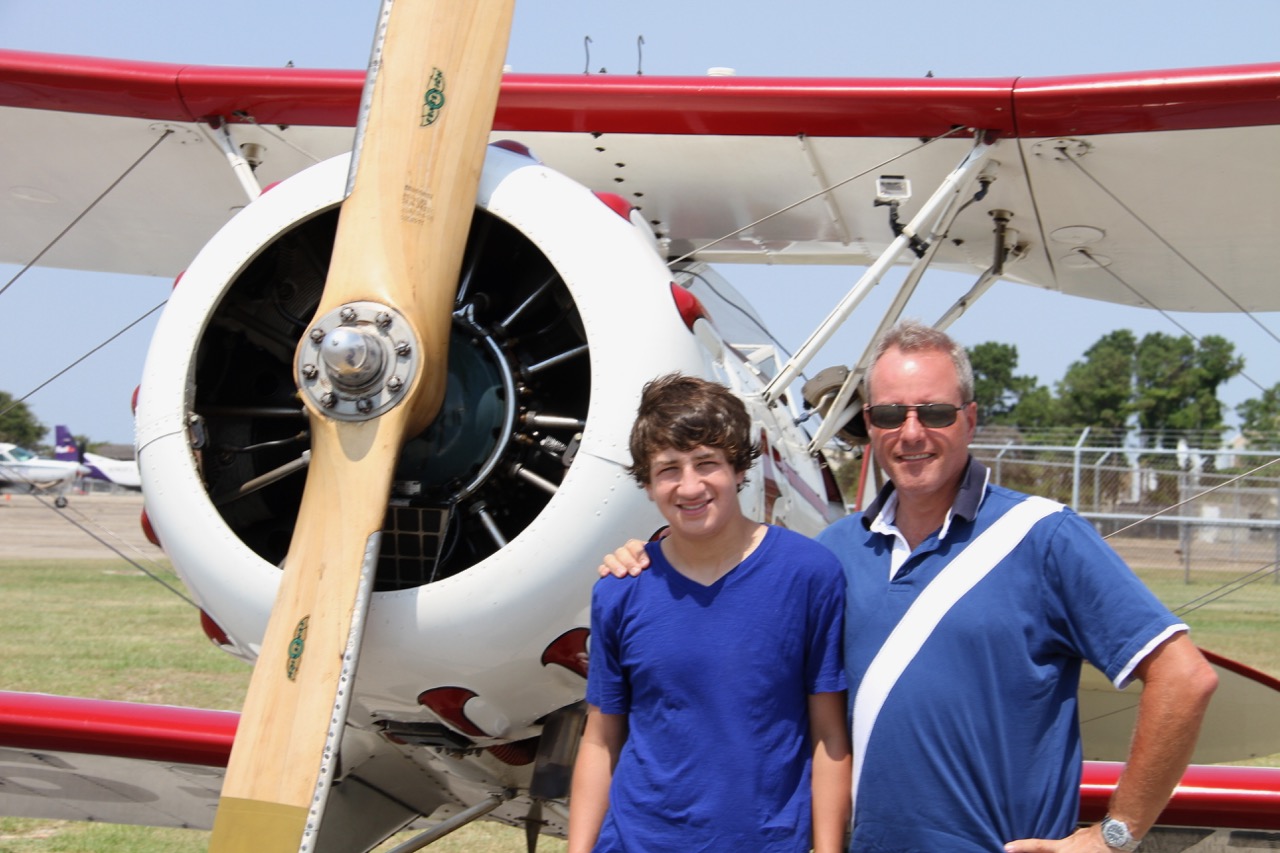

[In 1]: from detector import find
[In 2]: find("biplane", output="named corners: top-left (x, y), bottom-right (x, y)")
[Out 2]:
top-left (2, 2), bottom-right (1279, 850)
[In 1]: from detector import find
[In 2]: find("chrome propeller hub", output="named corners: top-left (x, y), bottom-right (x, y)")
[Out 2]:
top-left (296, 301), bottom-right (420, 421)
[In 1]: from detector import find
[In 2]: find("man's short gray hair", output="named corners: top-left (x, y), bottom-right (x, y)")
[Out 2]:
top-left (862, 320), bottom-right (974, 403)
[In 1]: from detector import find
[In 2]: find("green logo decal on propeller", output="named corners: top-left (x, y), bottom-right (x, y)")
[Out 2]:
top-left (286, 616), bottom-right (309, 681)
top-left (422, 68), bottom-right (446, 126)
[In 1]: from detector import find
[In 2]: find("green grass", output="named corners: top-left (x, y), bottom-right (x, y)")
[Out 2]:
top-left (0, 560), bottom-right (247, 709)
top-left (0, 817), bottom-right (558, 853)
top-left (1131, 566), bottom-right (1280, 771)
top-left (0, 558), bottom-right (564, 852)
top-left (2, 555), bottom-right (1275, 851)
top-left (1135, 567), bottom-right (1280, 676)
top-left (0, 818), bottom-right (209, 853)
top-left (0, 809), bottom-right (561, 852)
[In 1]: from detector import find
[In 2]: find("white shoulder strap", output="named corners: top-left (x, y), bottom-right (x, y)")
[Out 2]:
top-left (850, 495), bottom-right (1063, 815)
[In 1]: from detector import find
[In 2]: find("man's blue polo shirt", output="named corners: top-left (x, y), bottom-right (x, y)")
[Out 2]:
top-left (819, 457), bottom-right (1185, 852)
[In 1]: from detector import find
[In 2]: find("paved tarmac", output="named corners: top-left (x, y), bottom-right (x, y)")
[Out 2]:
top-left (0, 492), bottom-right (159, 561)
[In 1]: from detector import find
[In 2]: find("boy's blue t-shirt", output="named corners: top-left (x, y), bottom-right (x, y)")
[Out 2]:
top-left (585, 525), bottom-right (846, 853)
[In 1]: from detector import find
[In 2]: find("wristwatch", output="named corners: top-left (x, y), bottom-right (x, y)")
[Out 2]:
top-left (1100, 816), bottom-right (1139, 851)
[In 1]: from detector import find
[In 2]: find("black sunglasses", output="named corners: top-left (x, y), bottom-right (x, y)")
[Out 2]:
top-left (865, 402), bottom-right (969, 430)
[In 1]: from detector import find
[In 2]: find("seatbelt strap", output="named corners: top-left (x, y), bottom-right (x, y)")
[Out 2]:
top-left (850, 495), bottom-right (1063, 817)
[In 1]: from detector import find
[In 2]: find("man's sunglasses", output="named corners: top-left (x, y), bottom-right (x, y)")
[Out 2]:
top-left (865, 402), bottom-right (969, 430)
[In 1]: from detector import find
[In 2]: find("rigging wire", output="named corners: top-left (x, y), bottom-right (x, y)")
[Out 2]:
top-left (1104, 454), bottom-right (1280, 539)
top-left (230, 111), bottom-right (325, 164)
top-left (0, 127), bottom-right (174, 420)
top-left (1171, 563), bottom-right (1278, 618)
top-left (0, 300), bottom-right (167, 420)
top-left (1072, 249), bottom-right (1271, 396)
top-left (1092, 452), bottom-right (1280, 621)
top-left (1062, 154), bottom-right (1280, 348)
top-left (28, 492), bottom-right (199, 609)
top-left (0, 127), bottom-right (174, 421)
top-left (0, 129), bottom-right (173, 298)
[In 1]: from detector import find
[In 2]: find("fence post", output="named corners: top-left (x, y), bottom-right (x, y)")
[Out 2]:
top-left (994, 440), bottom-right (1012, 489)
top-left (1071, 427), bottom-right (1090, 512)
top-left (1092, 450), bottom-right (1112, 516)
top-left (1179, 469), bottom-right (1191, 583)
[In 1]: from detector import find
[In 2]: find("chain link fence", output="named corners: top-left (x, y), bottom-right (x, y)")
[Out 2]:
top-left (970, 427), bottom-right (1280, 583)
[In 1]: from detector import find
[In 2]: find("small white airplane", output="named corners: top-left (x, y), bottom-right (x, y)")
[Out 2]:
top-left (54, 425), bottom-right (141, 490)
top-left (1, 1), bottom-right (1279, 850)
top-left (0, 440), bottom-right (87, 507)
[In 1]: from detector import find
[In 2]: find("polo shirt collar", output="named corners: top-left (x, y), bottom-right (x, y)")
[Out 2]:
top-left (860, 455), bottom-right (990, 536)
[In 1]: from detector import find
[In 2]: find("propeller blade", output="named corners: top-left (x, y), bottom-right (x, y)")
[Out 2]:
top-left (207, 1), bottom-right (515, 850)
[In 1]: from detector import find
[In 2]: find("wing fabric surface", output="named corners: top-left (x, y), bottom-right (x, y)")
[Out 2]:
top-left (3, 50), bottom-right (1279, 311)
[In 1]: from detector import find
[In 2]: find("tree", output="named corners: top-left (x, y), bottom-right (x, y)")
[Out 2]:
top-left (1133, 333), bottom-right (1241, 449)
top-left (1007, 385), bottom-right (1061, 430)
top-left (1055, 329), bottom-right (1137, 442)
top-left (963, 330), bottom-right (1237, 450)
top-left (0, 391), bottom-right (46, 448)
top-left (968, 342), bottom-right (1043, 425)
top-left (1236, 382), bottom-right (1280, 450)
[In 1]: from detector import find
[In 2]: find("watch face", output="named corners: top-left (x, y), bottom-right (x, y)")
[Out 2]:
top-left (1102, 818), bottom-right (1134, 850)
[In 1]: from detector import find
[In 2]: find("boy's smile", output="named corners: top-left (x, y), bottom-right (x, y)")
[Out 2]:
top-left (645, 445), bottom-right (745, 539)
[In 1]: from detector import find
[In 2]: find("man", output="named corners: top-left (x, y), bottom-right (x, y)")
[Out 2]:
top-left (602, 322), bottom-right (1216, 852)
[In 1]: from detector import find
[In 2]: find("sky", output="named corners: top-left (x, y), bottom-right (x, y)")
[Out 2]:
top-left (3, 0), bottom-right (1280, 446)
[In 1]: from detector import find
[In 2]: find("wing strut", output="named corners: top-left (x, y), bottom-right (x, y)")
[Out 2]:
top-left (208, 120), bottom-right (264, 203)
top-left (383, 795), bottom-right (507, 853)
top-left (759, 135), bottom-right (999, 452)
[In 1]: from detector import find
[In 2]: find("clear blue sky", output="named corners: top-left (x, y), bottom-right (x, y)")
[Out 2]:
top-left (3, 0), bottom-right (1280, 445)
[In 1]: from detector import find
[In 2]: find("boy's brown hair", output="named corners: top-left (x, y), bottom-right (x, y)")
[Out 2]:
top-left (626, 373), bottom-right (761, 486)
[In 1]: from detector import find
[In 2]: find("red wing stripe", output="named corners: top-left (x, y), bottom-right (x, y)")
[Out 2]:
top-left (0, 690), bottom-right (237, 767)
top-left (3, 49), bottom-right (1279, 137)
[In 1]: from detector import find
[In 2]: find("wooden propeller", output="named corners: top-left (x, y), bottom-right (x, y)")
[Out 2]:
top-left (207, 1), bottom-right (515, 850)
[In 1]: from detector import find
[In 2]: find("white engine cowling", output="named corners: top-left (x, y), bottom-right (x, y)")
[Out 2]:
top-left (135, 142), bottom-right (796, 734)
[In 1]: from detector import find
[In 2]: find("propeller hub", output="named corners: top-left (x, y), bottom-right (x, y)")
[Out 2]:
top-left (297, 301), bottom-right (421, 421)
top-left (320, 325), bottom-right (386, 390)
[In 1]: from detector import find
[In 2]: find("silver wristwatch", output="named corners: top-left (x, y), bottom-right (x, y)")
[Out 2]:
top-left (1100, 816), bottom-right (1139, 851)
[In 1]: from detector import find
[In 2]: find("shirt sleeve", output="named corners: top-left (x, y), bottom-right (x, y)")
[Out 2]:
top-left (585, 575), bottom-right (632, 714)
top-left (803, 543), bottom-right (848, 696)
top-left (1041, 510), bottom-right (1186, 688)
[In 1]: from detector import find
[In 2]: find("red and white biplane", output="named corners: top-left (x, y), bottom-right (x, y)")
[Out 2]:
top-left (1, 2), bottom-right (1279, 851)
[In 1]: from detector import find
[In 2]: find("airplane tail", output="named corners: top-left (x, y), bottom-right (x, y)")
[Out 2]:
top-left (54, 426), bottom-right (83, 463)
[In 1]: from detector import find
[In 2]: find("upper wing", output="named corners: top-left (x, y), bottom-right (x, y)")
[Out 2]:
top-left (0, 51), bottom-right (356, 277)
top-left (3, 49), bottom-right (1279, 311)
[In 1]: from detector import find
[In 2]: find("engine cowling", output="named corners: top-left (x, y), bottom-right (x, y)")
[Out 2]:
top-left (137, 144), bottom-right (746, 732)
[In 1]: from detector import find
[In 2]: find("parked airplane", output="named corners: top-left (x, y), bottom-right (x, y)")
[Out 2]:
top-left (54, 425), bottom-right (141, 490)
top-left (0, 440), bottom-right (87, 507)
top-left (1, 2), bottom-right (1280, 850)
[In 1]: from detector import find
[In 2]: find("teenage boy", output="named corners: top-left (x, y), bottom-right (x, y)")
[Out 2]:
top-left (568, 373), bottom-right (850, 853)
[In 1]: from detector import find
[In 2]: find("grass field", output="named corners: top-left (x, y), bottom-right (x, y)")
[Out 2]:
top-left (1, 550), bottom-right (1276, 851)
top-left (0, 556), bottom-right (565, 853)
